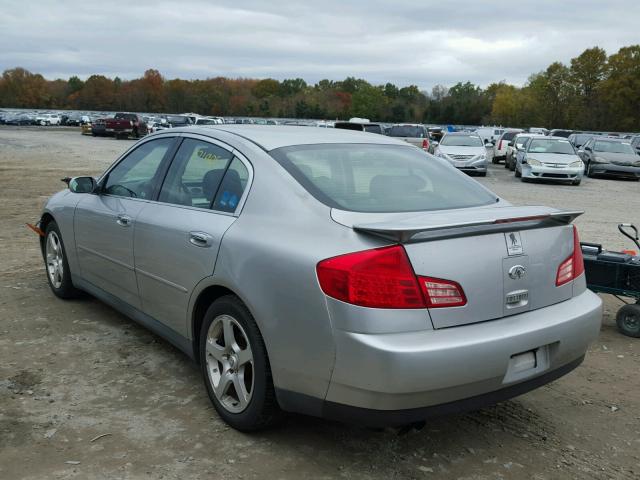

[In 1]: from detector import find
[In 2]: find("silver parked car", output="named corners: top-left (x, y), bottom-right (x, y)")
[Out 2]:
top-left (387, 124), bottom-right (432, 152)
top-left (433, 132), bottom-right (488, 176)
top-left (36, 126), bottom-right (602, 431)
top-left (515, 136), bottom-right (584, 185)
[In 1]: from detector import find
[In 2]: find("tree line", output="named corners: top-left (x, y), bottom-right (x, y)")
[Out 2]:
top-left (1, 45), bottom-right (639, 131)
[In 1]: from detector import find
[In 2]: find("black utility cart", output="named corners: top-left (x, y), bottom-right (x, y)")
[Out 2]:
top-left (581, 224), bottom-right (640, 338)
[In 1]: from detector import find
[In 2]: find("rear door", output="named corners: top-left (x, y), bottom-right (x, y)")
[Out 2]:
top-left (133, 135), bottom-right (252, 336)
top-left (74, 137), bottom-right (177, 308)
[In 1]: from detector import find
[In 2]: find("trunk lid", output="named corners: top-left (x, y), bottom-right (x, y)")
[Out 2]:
top-left (333, 205), bottom-right (581, 329)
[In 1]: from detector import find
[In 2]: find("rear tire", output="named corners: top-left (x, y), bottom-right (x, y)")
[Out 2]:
top-left (199, 295), bottom-right (281, 431)
top-left (616, 304), bottom-right (640, 338)
top-left (44, 221), bottom-right (82, 299)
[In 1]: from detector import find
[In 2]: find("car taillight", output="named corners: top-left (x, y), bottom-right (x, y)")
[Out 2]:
top-left (498, 140), bottom-right (503, 150)
top-left (419, 277), bottom-right (467, 308)
top-left (556, 225), bottom-right (585, 286)
top-left (317, 245), bottom-right (424, 308)
top-left (422, 139), bottom-right (429, 150)
top-left (316, 245), bottom-right (466, 309)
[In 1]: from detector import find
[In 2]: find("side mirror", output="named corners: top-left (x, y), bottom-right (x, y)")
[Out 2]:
top-left (432, 141), bottom-right (439, 147)
top-left (508, 141), bottom-right (514, 147)
top-left (584, 146), bottom-right (592, 151)
top-left (68, 176), bottom-right (97, 193)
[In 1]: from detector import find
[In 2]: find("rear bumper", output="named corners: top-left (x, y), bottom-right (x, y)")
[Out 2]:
top-left (315, 289), bottom-right (601, 424)
top-left (318, 355), bottom-right (584, 427)
top-left (590, 163), bottom-right (640, 178)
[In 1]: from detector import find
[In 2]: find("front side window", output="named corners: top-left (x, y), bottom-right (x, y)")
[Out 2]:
top-left (158, 139), bottom-right (234, 208)
top-left (440, 135), bottom-right (483, 147)
top-left (270, 144), bottom-right (496, 213)
top-left (103, 138), bottom-right (174, 199)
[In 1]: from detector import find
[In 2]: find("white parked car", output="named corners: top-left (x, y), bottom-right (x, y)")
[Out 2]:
top-left (35, 113), bottom-right (61, 126)
top-left (493, 129), bottom-right (523, 163)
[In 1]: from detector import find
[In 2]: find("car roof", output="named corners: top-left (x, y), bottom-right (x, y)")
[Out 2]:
top-left (166, 125), bottom-right (403, 150)
top-left (443, 132), bottom-right (480, 136)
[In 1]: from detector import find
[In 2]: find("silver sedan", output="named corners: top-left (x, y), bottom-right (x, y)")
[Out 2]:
top-left (36, 126), bottom-right (602, 431)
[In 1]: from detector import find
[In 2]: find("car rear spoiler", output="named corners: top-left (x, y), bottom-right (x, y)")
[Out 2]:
top-left (351, 207), bottom-right (583, 243)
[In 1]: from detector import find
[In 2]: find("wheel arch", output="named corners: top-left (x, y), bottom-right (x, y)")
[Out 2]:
top-left (38, 212), bottom-right (56, 257)
top-left (190, 283), bottom-right (256, 364)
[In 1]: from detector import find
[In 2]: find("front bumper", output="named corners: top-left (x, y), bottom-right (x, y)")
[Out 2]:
top-left (590, 162), bottom-right (640, 178)
top-left (522, 164), bottom-right (583, 181)
top-left (447, 157), bottom-right (487, 173)
top-left (323, 289), bottom-right (601, 423)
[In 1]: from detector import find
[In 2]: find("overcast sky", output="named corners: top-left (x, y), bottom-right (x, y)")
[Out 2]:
top-left (1, 0), bottom-right (638, 91)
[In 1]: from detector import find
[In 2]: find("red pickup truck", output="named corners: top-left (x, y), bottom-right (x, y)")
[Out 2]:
top-left (104, 113), bottom-right (148, 138)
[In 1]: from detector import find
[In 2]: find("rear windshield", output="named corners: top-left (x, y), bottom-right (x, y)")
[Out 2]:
top-left (363, 124), bottom-right (383, 134)
top-left (594, 141), bottom-right (634, 154)
top-left (528, 139), bottom-right (575, 154)
top-left (166, 116), bottom-right (191, 124)
top-left (388, 126), bottom-right (426, 138)
top-left (269, 144), bottom-right (496, 213)
top-left (440, 135), bottom-right (483, 147)
top-left (502, 131), bottom-right (519, 141)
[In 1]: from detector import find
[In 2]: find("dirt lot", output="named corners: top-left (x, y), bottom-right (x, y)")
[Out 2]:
top-left (1, 126), bottom-right (639, 480)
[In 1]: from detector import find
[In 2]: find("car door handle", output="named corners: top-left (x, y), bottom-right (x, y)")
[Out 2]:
top-left (189, 231), bottom-right (213, 247)
top-left (116, 214), bottom-right (132, 227)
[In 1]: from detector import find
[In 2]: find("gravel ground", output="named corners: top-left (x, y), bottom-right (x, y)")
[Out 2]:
top-left (1, 126), bottom-right (639, 480)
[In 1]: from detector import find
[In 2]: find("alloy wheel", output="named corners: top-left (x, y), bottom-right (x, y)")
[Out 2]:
top-left (46, 231), bottom-right (64, 289)
top-left (205, 314), bottom-right (254, 413)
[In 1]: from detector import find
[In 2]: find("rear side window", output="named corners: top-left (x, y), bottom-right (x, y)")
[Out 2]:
top-left (158, 138), bottom-right (233, 208)
top-left (213, 158), bottom-right (250, 213)
top-left (270, 144), bottom-right (496, 213)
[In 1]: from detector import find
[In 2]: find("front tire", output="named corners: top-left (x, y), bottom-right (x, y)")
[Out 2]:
top-left (44, 222), bottom-right (81, 299)
top-left (515, 167), bottom-right (521, 178)
top-left (616, 304), bottom-right (640, 338)
top-left (199, 295), bottom-right (281, 431)
top-left (586, 161), bottom-right (595, 178)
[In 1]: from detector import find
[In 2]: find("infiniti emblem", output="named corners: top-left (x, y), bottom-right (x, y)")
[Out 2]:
top-left (508, 265), bottom-right (526, 280)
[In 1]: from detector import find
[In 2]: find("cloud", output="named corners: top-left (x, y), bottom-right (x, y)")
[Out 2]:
top-left (0, 0), bottom-right (638, 90)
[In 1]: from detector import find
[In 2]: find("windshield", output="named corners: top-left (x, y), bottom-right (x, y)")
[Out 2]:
top-left (388, 126), bottom-right (425, 138)
top-left (528, 139), bottom-right (575, 154)
top-left (593, 141), bottom-right (635, 154)
top-left (269, 144), bottom-right (496, 213)
top-left (196, 119), bottom-right (218, 125)
top-left (440, 135), bottom-right (483, 147)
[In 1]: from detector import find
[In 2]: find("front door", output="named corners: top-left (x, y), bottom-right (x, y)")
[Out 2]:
top-left (74, 137), bottom-right (176, 308)
top-left (133, 137), bottom-right (251, 336)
